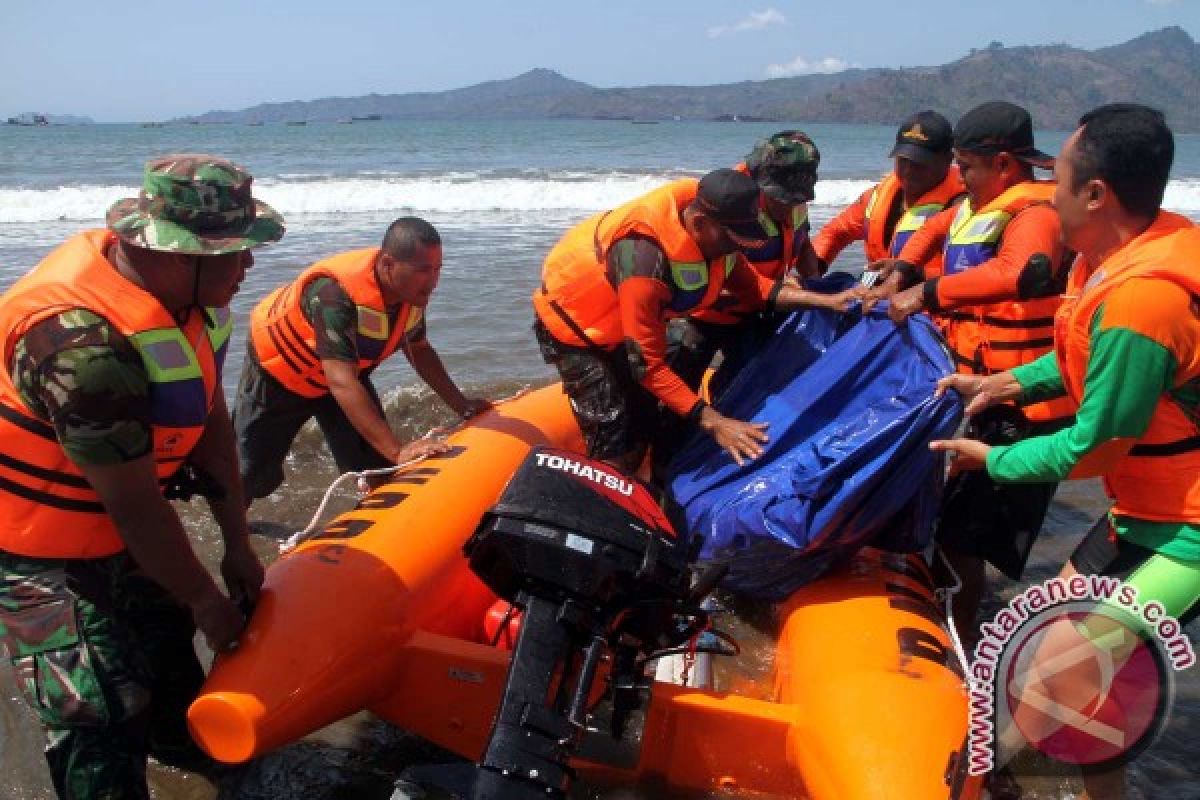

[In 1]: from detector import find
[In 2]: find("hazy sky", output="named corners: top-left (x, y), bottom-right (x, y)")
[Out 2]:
top-left (4, 0), bottom-right (1198, 122)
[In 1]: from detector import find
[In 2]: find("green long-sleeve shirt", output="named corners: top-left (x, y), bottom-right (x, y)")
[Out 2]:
top-left (986, 280), bottom-right (1200, 561)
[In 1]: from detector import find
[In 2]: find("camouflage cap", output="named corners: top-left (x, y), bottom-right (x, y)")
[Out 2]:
top-left (744, 131), bottom-right (820, 204)
top-left (106, 154), bottom-right (284, 255)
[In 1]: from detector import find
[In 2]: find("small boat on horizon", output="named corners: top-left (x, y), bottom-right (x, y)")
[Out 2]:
top-left (286, 121), bottom-right (307, 126)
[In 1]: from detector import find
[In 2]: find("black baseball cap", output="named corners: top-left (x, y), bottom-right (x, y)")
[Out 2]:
top-left (694, 168), bottom-right (768, 243)
top-left (888, 111), bottom-right (953, 165)
top-left (953, 101), bottom-right (1054, 169)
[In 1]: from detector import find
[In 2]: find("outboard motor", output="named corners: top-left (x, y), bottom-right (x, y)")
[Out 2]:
top-left (410, 447), bottom-right (714, 800)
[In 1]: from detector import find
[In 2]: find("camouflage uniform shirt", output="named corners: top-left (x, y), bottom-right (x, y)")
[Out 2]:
top-left (302, 277), bottom-right (426, 363)
top-left (10, 310), bottom-right (152, 466)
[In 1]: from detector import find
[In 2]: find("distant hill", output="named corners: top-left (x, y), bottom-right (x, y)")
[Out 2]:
top-left (176, 27), bottom-right (1200, 131)
top-left (773, 27), bottom-right (1200, 130)
top-left (183, 69), bottom-right (596, 124)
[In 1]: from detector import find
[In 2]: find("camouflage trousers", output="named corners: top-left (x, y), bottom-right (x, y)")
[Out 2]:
top-left (0, 549), bottom-right (215, 800)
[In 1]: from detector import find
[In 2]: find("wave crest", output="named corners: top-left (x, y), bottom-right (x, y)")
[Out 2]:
top-left (4, 173), bottom-right (1200, 223)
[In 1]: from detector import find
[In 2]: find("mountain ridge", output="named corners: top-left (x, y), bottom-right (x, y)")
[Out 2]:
top-left (176, 27), bottom-right (1200, 131)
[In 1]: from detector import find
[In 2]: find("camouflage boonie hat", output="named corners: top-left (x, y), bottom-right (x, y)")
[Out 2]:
top-left (106, 154), bottom-right (284, 255)
top-left (744, 131), bottom-right (821, 204)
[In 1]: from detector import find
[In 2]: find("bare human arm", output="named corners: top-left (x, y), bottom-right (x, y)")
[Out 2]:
top-left (323, 357), bottom-right (450, 464)
top-left (182, 390), bottom-right (263, 612)
top-left (403, 336), bottom-right (492, 418)
top-left (78, 456), bottom-right (246, 652)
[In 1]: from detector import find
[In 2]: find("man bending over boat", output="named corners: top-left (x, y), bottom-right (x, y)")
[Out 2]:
top-left (866, 102), bottom-right (1074, 637)
top-left (812, 110), bottom-right (964, 274)
top-left (932, 103), bottom-right (1200, 799)
top-left (0, 155), bottom-right (281, 798)
top-left (669, 131), bottom-right (825, 395)
top-left (235, 217), bottom-right (489, 502)
top-left (533, 168), bottom-right (863, 476)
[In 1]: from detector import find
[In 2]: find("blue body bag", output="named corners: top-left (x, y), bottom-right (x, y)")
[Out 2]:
top-left (668, 279), bottom-right (963, 600)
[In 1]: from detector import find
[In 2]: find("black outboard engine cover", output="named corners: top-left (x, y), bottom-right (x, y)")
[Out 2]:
top-left (447, 448), bottom-right (695, 800)
top-left (467, 447), bottom-right (691, 608)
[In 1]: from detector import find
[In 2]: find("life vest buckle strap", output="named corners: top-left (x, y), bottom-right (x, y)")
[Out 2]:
top-left (1130, 434), bottom-right (1200, 457)
top-left (0, 450), bottom-right (92, 489)
top-left (978, 315), bottom-right (1057, 330)
top-left (0, 404), bottom-right (57, 442)
top-left (986, 337), bottom-right (1055, 351)
top-left (547, 299), bottom-right (604, 353)
top-left (950, 348), bottom-right (987, 374)
top-left (0, 471), bottom-right (105, 514)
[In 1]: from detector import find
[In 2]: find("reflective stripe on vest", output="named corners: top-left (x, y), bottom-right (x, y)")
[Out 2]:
top-left (671, 261), bottom-right (709, 291)
top-left (250, 248), bottom-right (417, 398)
top-left (0, 230), bottom-right (223, 558)
top-left (890, 202), bottom-right (947, 257)
top-left (1054, 214), bottom-right (1200, 521)
top-left (668, 254), bottom-right (736, 311)
top-left (133, 319), bottom-right (227, 429)
top-left (943, 204), bottom-right (1014, 275)
top-left (208, 306), bottom-right (233, 374)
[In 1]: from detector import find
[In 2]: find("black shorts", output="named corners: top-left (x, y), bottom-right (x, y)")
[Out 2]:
top-left (936, 406), bottom-right (1066, 581)
top-left (533, 320), bottom-right (660, 466)
top-left (1071, 517), bottom-right (1200, 626)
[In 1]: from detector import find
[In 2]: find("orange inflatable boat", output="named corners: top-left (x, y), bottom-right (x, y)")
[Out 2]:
top-left (189, 385), bottom-right (981, 799)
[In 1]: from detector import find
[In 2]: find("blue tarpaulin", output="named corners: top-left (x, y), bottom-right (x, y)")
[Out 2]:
top-left (668, 278), bottom-right (963, 600)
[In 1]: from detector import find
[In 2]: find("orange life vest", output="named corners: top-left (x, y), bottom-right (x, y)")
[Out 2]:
top-left (250, 248), bottom-right (422, 398)
top-left (863, 167), bottom-right (964, 263)
top-left (0, 230), bottom-right (230, 558)
top-left (937, 181), bottom-right (1073, 423)
top-left (735, 203), bottom-right (809, 284)
top-left (533, 179), bottom-right (737, 348)
top-left (1056, 212), bottom-right (1200, 522)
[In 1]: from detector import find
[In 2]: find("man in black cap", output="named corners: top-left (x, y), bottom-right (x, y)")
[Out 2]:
top-left (669, 132), bottom-right (826, 402)
top-left (866, 101), bottom-right (1074, 637)
top-left (533, 168), bottom-right (863, 475)
top-left (813, 111), bottom-right (964, 271)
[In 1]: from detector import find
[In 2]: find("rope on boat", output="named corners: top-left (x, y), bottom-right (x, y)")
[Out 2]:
top-left (934, 546), bottom-right (981, 689)
top-left (280, 387), bottom-right (531, 554)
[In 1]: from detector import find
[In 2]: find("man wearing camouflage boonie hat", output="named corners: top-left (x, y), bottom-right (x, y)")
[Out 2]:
top-left (666, 131), bottom-right (825, 404)
top-left (0, 153), bottom-right (282, 798)
top-left (812, 110), bottom-right (964, 273)
top-left (738, 129), bottom-right (824, 282)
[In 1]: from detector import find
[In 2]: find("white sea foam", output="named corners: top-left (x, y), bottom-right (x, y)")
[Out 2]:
top-left (1162, 179), bottom-right (1200, 214)
top-left (0, 173), bottom-right (676, 223)
top-left (4, 174), bottom-right (1200, 224)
